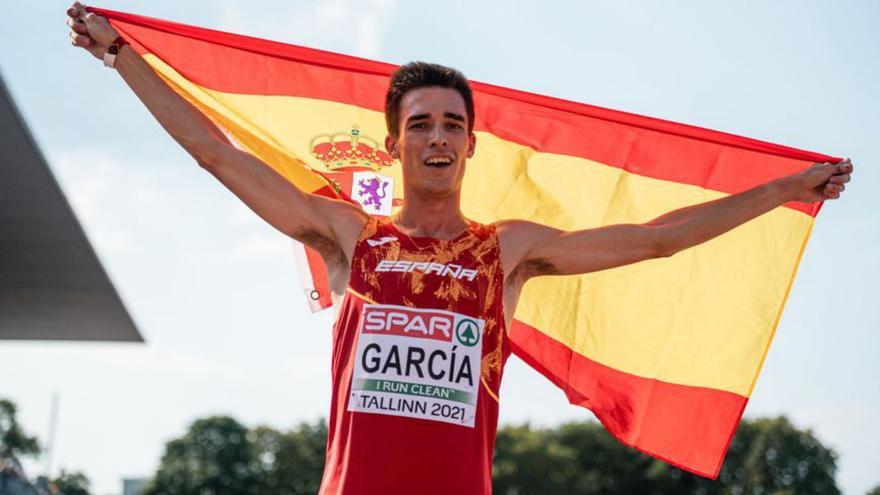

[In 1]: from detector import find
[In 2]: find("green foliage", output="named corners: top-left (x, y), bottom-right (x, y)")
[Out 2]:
top-left (52, 469), bottom-right (92, 495)
top-left (492, 415), bottom-right (841, 495)
top-left (0, 398), bottom-right (40, 458)
top-left (492, 423), bottom-right (579, 493)
top-left (143, 413), bottom-right (840, 494)
top-left (250, 420), bottom-right (327, 495)
top-left (866, 484), bottom-right (880, 495)
top-left (493, 421), bottom-right (672, 495)
top-left (145, 417), bottom-right (327, 495)
top-left (0, 399), bottom-right (92, 494)
top-left (715, 416), bottom-right (840, 495)
top-left (144, 416), bottom-right (259, 495)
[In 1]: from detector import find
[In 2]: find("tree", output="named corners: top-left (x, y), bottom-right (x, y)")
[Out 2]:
top-left (713, 416), bottom-right (840, 494)
top-left (250, 420), bottom-right (327, 494)
top-left (144, 416), bottom-right (259, 495)
top-left (47, 470), bottom-right (92, 495)
top-left (145, 413), bottom-right (839, 494)
top-left (0, 399), bottom-right (40, 458)
top-left (1, 399), bottom-right (93, 494)
top-left (492, 416), bottom-right (841, 494)
top-left (146, 417), bottom-right (328, 495)
top-left (866, 484), bottom-right (880, 495)
top-left (492, 423), bottom-right (578, 494)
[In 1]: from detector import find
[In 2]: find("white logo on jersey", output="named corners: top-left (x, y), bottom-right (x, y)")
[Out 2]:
top-left (367, 236), bottom-right (398, 247)
top-left (375, 260), bottom-right (478, 281)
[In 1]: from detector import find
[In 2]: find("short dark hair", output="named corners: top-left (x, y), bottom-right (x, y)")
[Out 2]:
top-left (384, 61), bottom-right (475, 138)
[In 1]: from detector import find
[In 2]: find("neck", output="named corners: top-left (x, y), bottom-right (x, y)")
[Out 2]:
top-left (393, 189), bottom-right (467, 239)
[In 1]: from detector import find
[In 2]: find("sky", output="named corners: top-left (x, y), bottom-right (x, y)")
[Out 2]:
top-left (1, 1), bottom-right (878, 494)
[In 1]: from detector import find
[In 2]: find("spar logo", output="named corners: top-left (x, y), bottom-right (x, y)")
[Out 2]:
top-left (362, 306), bottom-right (454, 342)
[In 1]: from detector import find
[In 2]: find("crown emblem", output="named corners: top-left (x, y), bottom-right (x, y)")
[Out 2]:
top-left (309, 125), bottom-right (394, 172)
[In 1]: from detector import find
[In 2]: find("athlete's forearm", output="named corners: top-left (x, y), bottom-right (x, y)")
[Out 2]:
top-left (649, 176), bottom-right (798, 256)
top-left (113, 45), bottom-right (230, 164)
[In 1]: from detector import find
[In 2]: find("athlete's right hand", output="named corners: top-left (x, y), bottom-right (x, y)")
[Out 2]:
top-left (66, 2), bottom-right (120, 60)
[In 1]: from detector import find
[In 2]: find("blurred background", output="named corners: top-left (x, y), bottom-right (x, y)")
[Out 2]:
top-left (1, 1), bottom-right (877, 493)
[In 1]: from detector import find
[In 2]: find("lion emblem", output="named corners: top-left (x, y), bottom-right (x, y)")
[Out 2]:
top-left (357, 177), bottom-right (389, 210)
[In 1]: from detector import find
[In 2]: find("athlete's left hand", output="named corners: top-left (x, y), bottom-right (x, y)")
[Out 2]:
top-left (789, 158), bottom-right (853, 203)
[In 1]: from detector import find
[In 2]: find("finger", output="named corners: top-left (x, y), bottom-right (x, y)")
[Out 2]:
top-left (83, 12), bottom-right (105, 31)
top-left (67, 16), bottom-right (88, 34)
top-left (823, 182), bottom-right (842, 198)
top-left (820, 162), bottom-right (839, 179)
top-left (828, 174), bottom-right (851, 185)
top-left (69, 31), bottom-right (92, 47)
top-left (823, 183), bottom-right (844, 195)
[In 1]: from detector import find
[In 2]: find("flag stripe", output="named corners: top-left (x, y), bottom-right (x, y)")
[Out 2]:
top-left (509, 319), bottom-right (747, 479)
top-left (101, 9), bottom-right (836, 216)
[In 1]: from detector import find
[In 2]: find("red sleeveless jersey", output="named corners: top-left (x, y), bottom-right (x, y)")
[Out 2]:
top-left (319, 217), bottom-right (510, 495)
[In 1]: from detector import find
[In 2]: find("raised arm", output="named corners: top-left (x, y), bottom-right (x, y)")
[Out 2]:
top-left (499, 160), bottom-right (853, 282)
top-left (66, 3), bottom-right (367, 272)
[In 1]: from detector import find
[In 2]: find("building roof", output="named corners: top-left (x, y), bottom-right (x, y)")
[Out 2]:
top-left (0, 74), bottom-right (143, 342)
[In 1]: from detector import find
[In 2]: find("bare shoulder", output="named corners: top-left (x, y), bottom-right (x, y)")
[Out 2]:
top-left (493, 219), bottom-right (563, 280)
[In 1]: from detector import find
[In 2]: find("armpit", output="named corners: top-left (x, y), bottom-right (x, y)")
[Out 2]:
top-left (514, 257), bottom-right (560, 280)
top-left (295, 228), bottom-right (346, 267)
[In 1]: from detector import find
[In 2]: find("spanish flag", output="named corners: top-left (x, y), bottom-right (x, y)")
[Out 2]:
top-left (92, 7), bottom-right (838, 478)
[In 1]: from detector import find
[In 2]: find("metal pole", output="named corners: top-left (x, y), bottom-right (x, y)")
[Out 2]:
top-left (44, 393), bottom-right (60, 479)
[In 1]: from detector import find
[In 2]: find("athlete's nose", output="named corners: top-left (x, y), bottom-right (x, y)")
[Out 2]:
top-left (428, 127), bottom-right (448, 148)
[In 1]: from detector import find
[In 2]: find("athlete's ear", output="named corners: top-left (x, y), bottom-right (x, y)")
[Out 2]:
top-left (385, 134), bottom-right (400, 160)
top-left (466, 132), bottom-right (476, 159)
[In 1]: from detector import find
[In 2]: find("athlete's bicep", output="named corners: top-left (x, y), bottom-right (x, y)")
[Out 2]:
top-left (500, 220), bottom-right (665, 280)
top-left (203, 144), bottom-right (367, 260)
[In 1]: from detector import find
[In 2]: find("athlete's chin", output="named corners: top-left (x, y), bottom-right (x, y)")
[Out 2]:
top-left (413, 172), bottom-right (457, 193)
top-left (416, 180), bottom-right (459, 198)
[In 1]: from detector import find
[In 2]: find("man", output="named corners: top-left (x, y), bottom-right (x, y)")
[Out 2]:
top-left (67, 4), bottom-right (852, 494)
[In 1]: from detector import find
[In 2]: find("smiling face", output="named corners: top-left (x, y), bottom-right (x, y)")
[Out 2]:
top-left (385, 86), bottom-right (476, 199)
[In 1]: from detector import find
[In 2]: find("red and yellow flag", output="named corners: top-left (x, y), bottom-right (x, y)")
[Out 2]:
top-left (93, 7), bottom-right (838, 477)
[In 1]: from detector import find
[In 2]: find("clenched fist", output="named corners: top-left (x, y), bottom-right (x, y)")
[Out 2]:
top-left (789, 159), bottom-right (854, 203)
top-left (66, 2), bottom-right (119, 60)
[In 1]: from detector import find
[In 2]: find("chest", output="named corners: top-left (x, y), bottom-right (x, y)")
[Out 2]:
top-left (352, 241), bottom-right (500, 313)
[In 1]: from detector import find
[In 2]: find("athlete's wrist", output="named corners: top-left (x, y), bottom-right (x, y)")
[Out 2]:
top-left (102, 36), bottom-right (129, 69)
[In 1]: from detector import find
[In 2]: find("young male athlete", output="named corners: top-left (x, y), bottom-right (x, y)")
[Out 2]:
top-left (68, 4), bottom-right (853, 494)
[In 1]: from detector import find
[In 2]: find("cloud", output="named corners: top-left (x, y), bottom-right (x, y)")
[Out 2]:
top-left (216, 0), bottom-right (398, 58)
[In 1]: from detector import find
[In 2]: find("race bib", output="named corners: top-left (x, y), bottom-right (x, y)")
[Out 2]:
top-left (348, 304), bottom-right (484, 427)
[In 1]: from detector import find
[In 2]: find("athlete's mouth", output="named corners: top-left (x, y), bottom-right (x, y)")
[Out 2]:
top-left (423, 155), bottom-right (454, 168)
